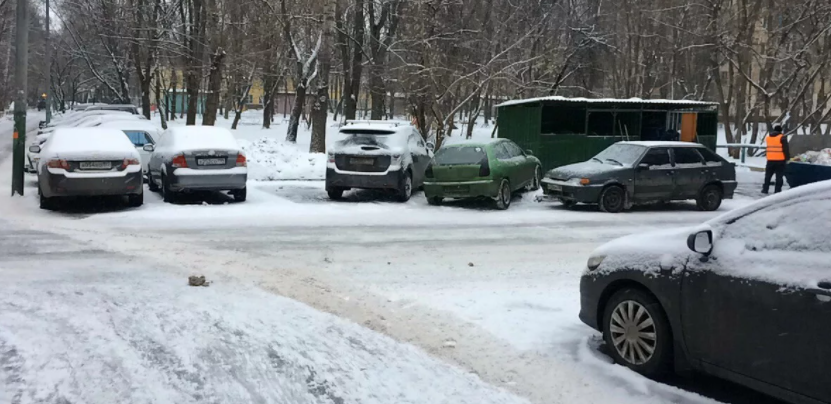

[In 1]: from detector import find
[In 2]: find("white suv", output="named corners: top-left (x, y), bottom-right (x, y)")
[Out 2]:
top-left (326, 120), bottom-right (433, 201)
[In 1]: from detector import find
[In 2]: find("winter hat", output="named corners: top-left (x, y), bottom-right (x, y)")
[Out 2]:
top-left (773, 125), bottom-right (783, 133)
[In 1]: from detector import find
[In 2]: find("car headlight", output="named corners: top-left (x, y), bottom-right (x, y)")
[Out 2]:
top-left (391, 154), bottom-right (402, 164)
top-left (587, 255), bottom-right (606, 271)
top-left (568, 177), bottom-right (591, 185)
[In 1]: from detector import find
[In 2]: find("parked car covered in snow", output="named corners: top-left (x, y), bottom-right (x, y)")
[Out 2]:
top-left (422, 139), bottom-right (542, 210)
top-left (579, 180), bottom-right (831, 404)
top-left (32, 128), bottom-right (144, 210)
top-left (97, 120), bottom-right (162, 179)
top-left (539, 141), bottom-right (737, 212)
top-left (326, 120), bottom-right (432, 202)
top-left (146, 126), bottom-right (247, 203)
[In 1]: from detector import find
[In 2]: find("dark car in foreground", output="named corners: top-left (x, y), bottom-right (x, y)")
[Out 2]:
top-left (579, 180), bottom-right (831, 404)
top-left (539, 141), bottom-right (737, 212)
top-left (33, 128), bottom-right (144, 209)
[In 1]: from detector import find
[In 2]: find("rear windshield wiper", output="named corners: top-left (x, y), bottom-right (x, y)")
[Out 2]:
top-left (605, 158), bottom-right (623, 166)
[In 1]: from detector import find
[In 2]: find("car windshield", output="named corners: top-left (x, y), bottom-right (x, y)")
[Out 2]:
top-left (592, 144), bottom-right (646, 166)
top-left (433, 146), bottom-right (486, 165)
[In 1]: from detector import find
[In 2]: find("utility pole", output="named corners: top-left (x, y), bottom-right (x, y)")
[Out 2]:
top-left (45, 0), bottom-right (51, 124)
top-left (11, 0), bottom-right (28, 196)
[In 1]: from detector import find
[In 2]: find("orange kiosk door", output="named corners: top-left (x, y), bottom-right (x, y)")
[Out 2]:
top-left (680, 113), bottom-right (698, 142)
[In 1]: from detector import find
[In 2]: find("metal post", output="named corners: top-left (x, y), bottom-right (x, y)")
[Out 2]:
top-left (741, 147), bottom-right (746, 164)
top-left (11, 0), bottom-right (29, 196)
top-left (45, 0), bottom-right (51, 123)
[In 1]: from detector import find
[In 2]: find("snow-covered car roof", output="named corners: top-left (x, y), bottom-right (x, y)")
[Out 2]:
top-left (41, 128), bottom-right (140, 161)
top-left (617, 141), bottom-right (703, 148)
top-left (162, 126), bottom-right (240, 151)
top-left (97, 120), bottom-right (161, 133)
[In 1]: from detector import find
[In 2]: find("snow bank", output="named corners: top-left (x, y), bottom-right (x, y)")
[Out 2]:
top-left (164, 126), bottom-right (240, 151)
top-left (791, 148), bottom-right (831, 166)
top-left (238, 137), bottom-right (326, 181)
top-left (41, 128), bottom-right (140, 161)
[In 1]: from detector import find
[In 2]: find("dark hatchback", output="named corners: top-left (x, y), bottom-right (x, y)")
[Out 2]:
top-left (540, 141), bottom-right (737, 212)
top-left (579, 180), bottom-right (831, 404)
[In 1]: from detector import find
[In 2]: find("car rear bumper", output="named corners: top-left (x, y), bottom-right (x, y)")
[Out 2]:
top-left (326, 168), bottom-right (402, 190)
top-left (722, 180), bottom-right (737, 199)
top-left (169, 167), bottom-right (247, 191)
top-left (40, 171), bottom-right (143, 198)
top-left (423, 179), bottom-right (498, 199)
top-left (539, 179), bottom-right (604, 203)
top-left (579, 273), bottom-right (602, 331)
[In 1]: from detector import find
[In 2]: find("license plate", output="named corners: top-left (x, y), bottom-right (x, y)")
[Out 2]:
top-left (350, 157), bottom-right (374, 165)
top-left (79, 161), bottom-right (112, 170)
top-left (547, 184), bottom-right (561, 192)
top-left (197, 158), bottom-right (226, 166)
top-left (444, 185), bottom-right (469, 193)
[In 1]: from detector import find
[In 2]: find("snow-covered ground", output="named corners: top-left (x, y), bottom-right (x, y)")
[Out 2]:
top-left (0, 112), bottom-right (787, 404)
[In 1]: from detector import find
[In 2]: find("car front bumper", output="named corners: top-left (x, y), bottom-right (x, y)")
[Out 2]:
top-left (168, 167), bottom-right (247, 192)
top-left (326, 168), bottom-right (403, 190)
top-left (40, 170), bottom-right (144, 198)
top-left (423, 179), bottom-right (498, 199)
top-left (539, 178), bottom-right (604, 203)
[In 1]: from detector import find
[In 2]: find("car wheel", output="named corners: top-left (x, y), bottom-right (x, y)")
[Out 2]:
top-left (162, 175), bottom-right (176, 204)
top-left (526, 166), bottom-right (542, 191)
top-left (327, 187), bottom-right (344, 200)
top-left (599, 185), bottom-right (625, 213)
top-left (147, 174), bottom-right (159, 192)
top-left (233, 187), bottom-right (247, 202)
top-left (427, 196), bottom-right (442, 206)
top-left (602, 288), bottom-right (673, 378)
top-left (127, 192), bottom-right (143, 208)
top-left (495, 179), bottom-right (511, 210)
top-left (560, 198), bottom-right (577, 209)
top-left (696, 185), bottom-right (723, 211)
top-left (397, 170), bottom-right (413, 202)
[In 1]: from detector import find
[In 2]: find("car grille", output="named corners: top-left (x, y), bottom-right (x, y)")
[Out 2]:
top-left (335, 154), bottom-right (391, 173)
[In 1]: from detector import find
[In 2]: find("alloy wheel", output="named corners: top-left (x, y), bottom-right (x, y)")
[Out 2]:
top-left (609, 300), bottom-right (657, 365)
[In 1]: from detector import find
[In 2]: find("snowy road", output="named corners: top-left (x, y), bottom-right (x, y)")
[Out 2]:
top-left (0, 116), bottom-right (785, 404)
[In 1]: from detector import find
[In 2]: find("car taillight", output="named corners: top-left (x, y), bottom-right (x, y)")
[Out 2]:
top-left (478, 156), bottom-right (490, 177)
top-left (171, 154), bottom-right (188, 168)
top-left (236, 154), bottom-right (247, 167)
top-left (46, 159), bottom-right (69, 170)
top-left (121, 158), bottom-right (140, 169)
top-left (425, 164), bottom-right (434, 178)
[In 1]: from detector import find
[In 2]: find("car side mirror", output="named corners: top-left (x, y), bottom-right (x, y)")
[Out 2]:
top-left (687, 230), bottom-right (713, 256)
top-left (143, 144), bottom-right (155, 152)
top-left (637, 163), bottom-right (650, 171)
top-left (526, 149), bottom-right (534, 156)
top-left (426, 142), bottom-right (435, 152)
top-left (28, 145), bottom-right (41, 153)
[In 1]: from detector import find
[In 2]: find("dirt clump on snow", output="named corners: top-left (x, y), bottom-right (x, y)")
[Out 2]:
top-left (188, 275), bottom-right (210, 287)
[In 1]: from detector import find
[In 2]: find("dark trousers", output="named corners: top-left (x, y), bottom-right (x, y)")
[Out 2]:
top-left (763, 161), bottom-right (786, 194)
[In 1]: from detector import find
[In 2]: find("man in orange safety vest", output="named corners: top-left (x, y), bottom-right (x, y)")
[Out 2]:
top-left (762, 125), bottom-right (789, 194)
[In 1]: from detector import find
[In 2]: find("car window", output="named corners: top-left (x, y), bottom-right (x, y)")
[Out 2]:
top-left (124, 131), bottom-right (152, 147)
top-left (433, 146), bottom-right (487, 165)
top-left (673, 147), bottom-right (704, 166)
top-left (494, 143), bottom-right (512, 160)
top-left (639, 148), bottom-right (671, 167)
top-left (697, 147), bottom-right (724, 165)
top-left (504, 142), bottom-right (524, 158)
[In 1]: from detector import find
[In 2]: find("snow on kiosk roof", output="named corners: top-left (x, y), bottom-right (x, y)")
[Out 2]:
top-left (496, 96), bottom-right (719, 108)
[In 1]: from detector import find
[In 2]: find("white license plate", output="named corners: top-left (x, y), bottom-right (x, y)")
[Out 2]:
top-left (197, 158), bottom-right (226, 166)
top-left (547, 184), bottom-right (561, 192)
top-left (350, 158), bottom-right (374, 165)
top-left (79, 161), bottom-right (112, 170)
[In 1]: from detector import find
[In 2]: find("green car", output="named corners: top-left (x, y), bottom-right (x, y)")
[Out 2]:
top-left (423, 139), bottom-right (542, 209)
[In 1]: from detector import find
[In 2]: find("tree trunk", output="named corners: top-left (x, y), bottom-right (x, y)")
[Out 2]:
top-left (154, 70), bottom-right (168, 130)
top-left (140, 78), bottom-right (152, 120)
top-left (369, 66), bottom-right (385, 120)
top-left (232, 109), bottom-right (243, 130)
top-left (202, 49), bottom-right (225, 126)
top-left (170, 72), bottom-right (177, 121)
top-left (286, 79), bottom-right (307, 142)
top-left (186, 72), bottom-right (199, 125)
top-left (311, 0), bottom-right (335, 153)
